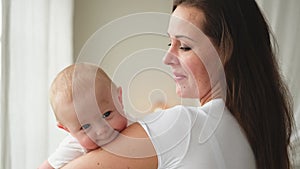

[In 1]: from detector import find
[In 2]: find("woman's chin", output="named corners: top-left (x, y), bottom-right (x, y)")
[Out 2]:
top-left (176, 89), bottom-right (199, 99)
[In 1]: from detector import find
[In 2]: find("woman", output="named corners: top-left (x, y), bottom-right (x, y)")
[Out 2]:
top-left (62, 0), bottom-right (294, 168)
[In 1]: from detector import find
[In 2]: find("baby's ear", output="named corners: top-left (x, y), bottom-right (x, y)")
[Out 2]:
top-left (117, 86), bottom-right (123, 108)
top-left (57, 123), bottom-right (70, 132)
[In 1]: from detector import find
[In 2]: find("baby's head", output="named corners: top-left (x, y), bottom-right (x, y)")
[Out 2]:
top-left (50, 63), bottom-right (127, 150)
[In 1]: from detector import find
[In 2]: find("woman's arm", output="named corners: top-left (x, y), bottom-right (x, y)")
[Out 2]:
top-left (38, 160), bottom-right (54, 169)
top-left (61, 123), bottom-right (158, 169)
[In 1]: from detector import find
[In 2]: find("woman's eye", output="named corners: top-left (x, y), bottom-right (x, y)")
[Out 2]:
top-left (81, 124), bottom-right (91, 130)
top-left (102, 111), bottom-right (112, 118)
top-left (179, 46), bottom-right (191, 51)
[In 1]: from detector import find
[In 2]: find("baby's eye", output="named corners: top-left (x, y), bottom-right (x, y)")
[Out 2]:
top-left (81, 124), bottom-right (91, 130)
top-left (167, 43), bottom-right (171, 47)
top-left (179, 46), bottom-right (191, 51)
top-left (102, 111), bottom-right (112, 119)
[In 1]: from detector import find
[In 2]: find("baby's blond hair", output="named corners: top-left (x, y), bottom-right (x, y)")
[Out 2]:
top-left (49, 63), bottom-right (116, 120)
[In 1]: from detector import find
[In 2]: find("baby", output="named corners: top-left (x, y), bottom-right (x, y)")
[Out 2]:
top-left (38, 63), bottom-right (128, 169)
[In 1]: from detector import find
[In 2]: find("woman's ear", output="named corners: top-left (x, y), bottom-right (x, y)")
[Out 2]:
top-left (117, 86), bottom-right (123, 109)
top-left (57, 122), bottom-right (70, 132)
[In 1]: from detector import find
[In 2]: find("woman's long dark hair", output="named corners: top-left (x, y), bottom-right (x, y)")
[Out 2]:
top-left (173, 0), bottom-right (295, 169)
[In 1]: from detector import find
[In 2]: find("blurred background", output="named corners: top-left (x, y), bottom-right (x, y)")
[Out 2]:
top-left (0, 0), bottom-right (299, 168)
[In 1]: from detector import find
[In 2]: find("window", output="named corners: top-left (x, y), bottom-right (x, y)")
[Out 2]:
top-left (0, 0), bottom-right (2, 112)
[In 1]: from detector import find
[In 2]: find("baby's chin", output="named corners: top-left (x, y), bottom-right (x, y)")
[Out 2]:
top-left (85, 146), bottom-right (100, 152)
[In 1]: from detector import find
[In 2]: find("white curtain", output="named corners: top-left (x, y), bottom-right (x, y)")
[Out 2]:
top-left (0, 0), bottom-right (73, 168)
top-left (257, 0), bottom-right (300, 167)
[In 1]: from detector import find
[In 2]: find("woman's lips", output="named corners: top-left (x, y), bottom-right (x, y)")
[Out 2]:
top-left (173, 72), bottom-right (186, 81)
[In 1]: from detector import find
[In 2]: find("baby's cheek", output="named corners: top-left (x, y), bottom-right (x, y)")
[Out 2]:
top-left (80, 135), bottom-right (98, 149)
top-left (114, 117), bottom-right (128, 131)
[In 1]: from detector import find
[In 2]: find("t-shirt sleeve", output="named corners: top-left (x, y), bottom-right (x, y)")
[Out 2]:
top-left (48, 134), bottom-right (85, 169)
top-left (138, 106), bottom-right (194, 168)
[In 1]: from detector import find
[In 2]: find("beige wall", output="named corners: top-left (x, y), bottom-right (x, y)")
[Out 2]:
top-left (73, 0), bottom-right (200, 118)
top-left (74, 0), bottom-right (173, 57)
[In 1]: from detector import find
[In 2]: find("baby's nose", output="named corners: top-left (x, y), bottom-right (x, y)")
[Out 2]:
top-left (96, 125), bottom-right (109, 136)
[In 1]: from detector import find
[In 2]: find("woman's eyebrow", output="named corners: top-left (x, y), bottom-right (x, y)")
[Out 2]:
top-left (166, 32), bottom-right (196, 42)
top-left (175, 35), bottom-right (196, 42)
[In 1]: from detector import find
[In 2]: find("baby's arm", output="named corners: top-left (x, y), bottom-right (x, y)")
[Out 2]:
top-left (39, 134), bottom-right (85, 169)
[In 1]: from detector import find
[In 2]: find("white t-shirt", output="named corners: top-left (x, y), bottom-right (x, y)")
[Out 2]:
top-left (138, 99), bottom-right (256, 169)
top-left (48, 134), bottom-right (86, 169)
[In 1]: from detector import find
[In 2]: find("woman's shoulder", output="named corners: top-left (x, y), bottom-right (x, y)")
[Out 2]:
top-left (164, 98), bottom-right (226, 118)
top-left (138, 104), bottom-right (205, 126)
top-left (138, 99), bottom-right (226, 125)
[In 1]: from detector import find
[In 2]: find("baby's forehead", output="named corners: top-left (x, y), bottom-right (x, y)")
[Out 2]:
top-left (95, 77), bottom-right (117, 94)
top-left (55, 104), bottom-right (79, 127)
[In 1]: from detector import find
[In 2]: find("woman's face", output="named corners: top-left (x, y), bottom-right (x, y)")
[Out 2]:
top-left (164, 5), bottom-right (219, 103)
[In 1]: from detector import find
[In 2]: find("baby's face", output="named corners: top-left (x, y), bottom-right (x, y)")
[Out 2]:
top-left (56, 87), bottom-right (127, 151)
top-left (73, 107), bottom-right (127, 151)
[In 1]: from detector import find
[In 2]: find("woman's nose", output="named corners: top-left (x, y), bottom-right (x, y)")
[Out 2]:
top-left (163, 47), bottom-right (179, 66)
